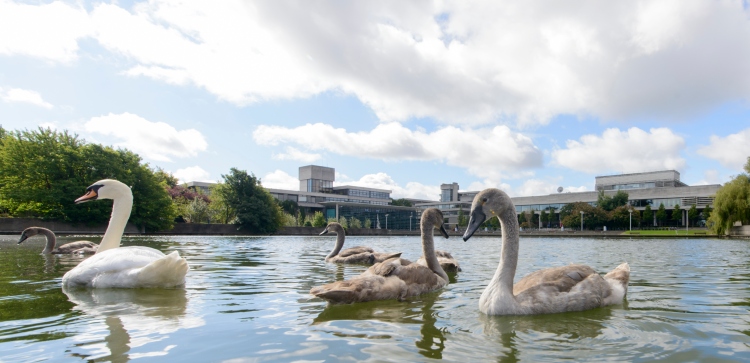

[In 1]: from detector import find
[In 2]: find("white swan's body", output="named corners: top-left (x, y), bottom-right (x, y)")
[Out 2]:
top-left (62, 179), bottom-right (188, 288)
top-left (18, 227), bottom-right (98, 254)
top-left (321, 222), bottom-right (401, 264)
top-left (463, 188), bottom-right (630, 315)
top-left (310, 209), bottom-right (450, 304)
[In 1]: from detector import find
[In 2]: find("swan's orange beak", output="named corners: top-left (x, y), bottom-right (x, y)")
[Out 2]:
top-left (75, 189), bottom-right (98, 204)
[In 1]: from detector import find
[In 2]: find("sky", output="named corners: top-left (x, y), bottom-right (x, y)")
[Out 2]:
top-left (1, 0), bottom-right (750, 201)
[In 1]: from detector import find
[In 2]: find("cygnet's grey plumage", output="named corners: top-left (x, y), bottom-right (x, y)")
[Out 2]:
top-left (416, 250), bottom-right (461, 272)
top-left (463, 188), bottom-right (630, 315)
top-left (18, 227), bottom-right (98, 254)
top-left (310, 209), bottom-right (450, 304)
top-left (320, 222), bottom-right (401, 264)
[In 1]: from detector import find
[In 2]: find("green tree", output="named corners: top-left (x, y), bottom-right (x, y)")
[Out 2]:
top-left (278, 200), bottom-right (298, 215)
top-left (708, 174), bottom-right (750, 235)
top-left (702, 204), bottom-right (712, 222)
top-left (597, 190), bottom-right (629, 211)
top-left (609, 206), bottom-right (639, 230)
top-left (390, 198), bottom-right (413, 207)
top-left (0, 127), bottom-right (174, 231)
top-left (643, 204), bottom-right (653, 227)
top-left (560, 202), bottom-right (608, 230)
top-left (280, 212), bottom-right (297, 226)
top-left (364, 218), bottom-right (372, 228)
top-left (540, 209), bottom-right (548, 227)
top-left (312, 211), bottom-right (326, 228)
top-left (209, 183), bottom-right (236, 224)
top-left (154, 167), bottom-right (179, 188)
top-left (339, 216), bottom-right (348, 229)
top-left (457, 206), bottom-right (468, 227)
top-left (687, 204), bottom-right (698, 227)
top-left (518, 212), bottom-right (527, 227)
top-left (671, 204), bottom-right (682, 226)
top-left (350, 218), bottom-right (362, 229)
top-left (217, 168), bottom-right (283, 234)
top-left (655, 203), bottom-right (667, 226)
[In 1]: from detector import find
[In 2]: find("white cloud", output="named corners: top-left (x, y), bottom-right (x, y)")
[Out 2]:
top-left (0, 87), bottom-right (53, 109)
top-left (261, 169), bottom-right (299, 190)
top-left (696, 128), bottom-right (750, 170)
top-left (253, 122), bottom-right (542, 179)
top-left (551, 127), bottom-right (685, 174)
top-left (695, 169), bottom-right (721, 186)
top-left (173, 166), bottom-right (211, 184)
top-left (84, 112), bottom-right (207, 162)
top-left (3, 1), bottom-right (746, 125)
top-left (334, 172), bottom-right (439, 201)
top-left (271, 146), bottom-right (321, 163)
top-left (0, 1), bottom-right (91, 63)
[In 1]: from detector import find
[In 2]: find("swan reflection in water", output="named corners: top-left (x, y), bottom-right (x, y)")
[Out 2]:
top-left (480, 306), bottom-right (615, 362)
top-left (63, 287), bottom-right (204, 362)
top-left (313, 292), bottom-right (447, 359)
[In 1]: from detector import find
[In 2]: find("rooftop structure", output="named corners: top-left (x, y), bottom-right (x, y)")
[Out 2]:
top-left (595, 170), bottom-right (687, 191)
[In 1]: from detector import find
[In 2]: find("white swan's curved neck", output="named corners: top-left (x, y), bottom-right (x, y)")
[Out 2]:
top-left (326, 232), bottom-right (345, 259)
top-left (96, 194), bottom-right (133, 254)
top-left (422, 224), bottom-right (448, 282)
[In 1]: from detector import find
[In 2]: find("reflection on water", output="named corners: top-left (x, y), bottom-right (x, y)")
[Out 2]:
top-left (313, 291), bottom-right (448, 359)
top-left (62, 287), bottom-right (204, 362)
top-left (2, 235), bottom-right (750, 362)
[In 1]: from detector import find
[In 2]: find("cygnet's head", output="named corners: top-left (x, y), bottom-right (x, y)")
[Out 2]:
top-left (421, 208), bottom-right (449, 239)
top-left (320, 222), bottom-right (344, 235)
top-left (463, 188), bottom-right (514, 241)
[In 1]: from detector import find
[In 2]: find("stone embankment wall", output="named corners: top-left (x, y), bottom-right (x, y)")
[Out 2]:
top-left (0, 217), bottom-right (142, 235)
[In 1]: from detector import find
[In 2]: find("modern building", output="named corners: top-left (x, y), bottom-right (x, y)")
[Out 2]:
top-left (187, 167), bottom-right (720, 230)
top-left (185, 181), bottom-right (214, 194)
top-left (415, 170), bottom-right (719, 229)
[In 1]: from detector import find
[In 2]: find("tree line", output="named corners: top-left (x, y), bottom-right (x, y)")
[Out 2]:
top-left (0, 126), bottom-right (284, 234)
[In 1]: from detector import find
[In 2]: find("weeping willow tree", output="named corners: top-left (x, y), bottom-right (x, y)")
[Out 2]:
top-left (709, 157), bottom-right (750, 235)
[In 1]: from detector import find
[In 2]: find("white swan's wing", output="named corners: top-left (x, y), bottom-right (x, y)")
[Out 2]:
top-left (62, 247), bottom-right (187, 288)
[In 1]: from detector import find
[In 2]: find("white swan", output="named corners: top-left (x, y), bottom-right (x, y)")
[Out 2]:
top-left (62, 179), bottom-right (189, 288)
top-left (310, 208), bottom-right (450, 304)
top-left (320, 222), bottom-right (402, 264)
top-left (462, 188), bottom-right (630, 315)
top-left (18, 227), bottom-right (98, 254)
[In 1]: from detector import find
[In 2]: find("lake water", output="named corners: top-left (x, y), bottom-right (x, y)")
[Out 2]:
top-left (1, 234), bottom-right (749, 362)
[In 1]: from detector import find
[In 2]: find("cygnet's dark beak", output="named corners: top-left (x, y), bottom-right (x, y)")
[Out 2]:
top-left (438, 223), bottom-right (449, 239)
top-left (462, 208), bottom-right (487, 241)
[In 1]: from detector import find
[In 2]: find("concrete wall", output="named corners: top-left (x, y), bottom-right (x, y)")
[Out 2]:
top-left (729, 225), bottom-right (750, 236)
top-left (0, 218), bottom-right (143, 234)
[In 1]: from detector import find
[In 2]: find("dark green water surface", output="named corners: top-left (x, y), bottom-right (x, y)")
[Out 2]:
top-left (1, 234), bottom-right (749, 362)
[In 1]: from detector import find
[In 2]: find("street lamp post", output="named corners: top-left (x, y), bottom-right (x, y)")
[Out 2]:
top-left (580, 211), bottom-right (584, 231)
top-left (385, 214), bottom-right (389, 230)
top-left (629, 210), bottom-right (632, 232)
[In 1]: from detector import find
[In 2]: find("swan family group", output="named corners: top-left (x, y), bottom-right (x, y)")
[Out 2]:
top-left (19, 179), bottom-right (630, 315)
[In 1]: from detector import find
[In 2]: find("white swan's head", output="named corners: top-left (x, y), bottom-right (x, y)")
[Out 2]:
top-left (320, 222), bottom-right (344, 236)
top-left (75, 179), bottom-right (132, 204)
top-left (421, 208), bottom-right (449, 239)
top-left (463, 188), bottom-right (514, 241)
